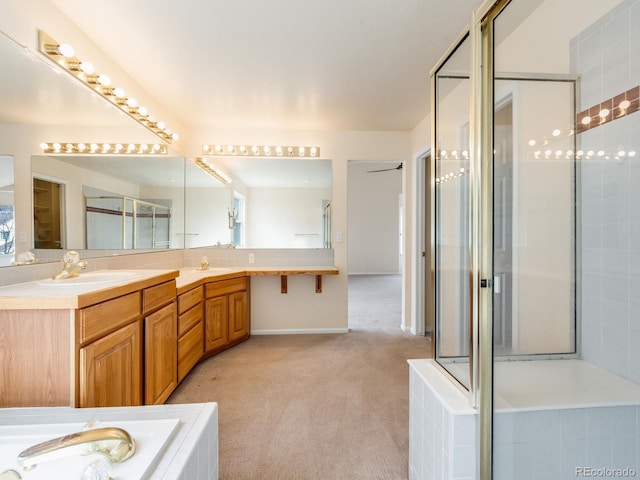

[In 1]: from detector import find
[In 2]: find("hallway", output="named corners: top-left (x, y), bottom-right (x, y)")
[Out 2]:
top-left (167, 274), bottom-right (431, 479)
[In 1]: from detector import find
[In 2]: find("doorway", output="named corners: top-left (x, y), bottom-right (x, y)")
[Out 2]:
top-left (347, 160), bottom-right (404, 331)
top-left (33, 177), bottom-right (64, 249)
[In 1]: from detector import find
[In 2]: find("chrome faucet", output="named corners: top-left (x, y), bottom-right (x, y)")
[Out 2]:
top-left (52, 250), bottom-right (88, 280)
top-left (16, 427), bottom-right (136, 471)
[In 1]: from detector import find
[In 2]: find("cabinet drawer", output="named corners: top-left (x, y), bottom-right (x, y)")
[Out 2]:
top-left (143, 280), bottom-right (176, 313)
top-left (178, 303), bottom-right (202, 336)
top-left (178, 322), bottom-right (203, 382)
top-left (79, 291), bottom-right (141, 345)
top-left (178, 286), bottom-right (203, 315)
top-left (205, 277), bottom-right (247, 298)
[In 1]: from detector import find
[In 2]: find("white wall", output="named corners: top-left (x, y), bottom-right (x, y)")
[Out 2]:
top-left (184, 186), bottom-right (231, 248)
top-left (246, 187), bottom-right (331, 249)
top-left (347, 161), bottom-right (402, 274)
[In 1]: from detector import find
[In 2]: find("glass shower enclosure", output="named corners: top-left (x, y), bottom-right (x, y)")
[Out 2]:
top-left (431, 0), bottom-right (640, 477)
top-left (85, 195), bottom-right (171, 249)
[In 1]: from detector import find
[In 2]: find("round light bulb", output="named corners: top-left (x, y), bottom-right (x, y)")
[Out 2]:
top-left (57, 43), bottom-right (74, 58)
top-left (619, 100), bottom-right (631, 110)
top-left (552, 129), bottom-right (561, 137)
top-left (126, 97), bottom-right (138, 108)
top-left (113, 87), bottom-right (125, 98)
top-left (78, 61), bottom-right (94, 74)
top-left (78, 143), bottom-right (87, 152)
top-left (156, 121), bottom-right (166, 130)
top-left (298, 147), bottom-right (305, 156)
top-left (599, 108), bottom-right (609, 118)
top-left (97, 74), bottom-right (111, 86)
top-left (252, 146), bottom-right (259, 154)
top-left (40, 142), bottom-right (49, 150)
top-left (137, 106), bottom-right (148, 116)
top-left (171, 133), bottom-right (179, 141)
top-left (581, 116), bottom-right (591, 125)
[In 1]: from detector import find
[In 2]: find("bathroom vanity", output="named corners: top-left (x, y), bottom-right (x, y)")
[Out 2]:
top-left (0, 265), bottom-right (338, 408)
top-left (0, 269), bottom-right (180, 408)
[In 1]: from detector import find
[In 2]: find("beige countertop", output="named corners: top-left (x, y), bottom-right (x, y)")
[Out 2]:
top-left (0, 269), bottom-right (179, 309)
top-left (176, 266), bottom-right (339, 293)
top-left (0, 266), bottom-right (339, 309)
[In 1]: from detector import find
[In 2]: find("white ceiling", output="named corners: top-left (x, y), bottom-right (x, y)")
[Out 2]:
top-left (50, 0), bottom-right (483, 132)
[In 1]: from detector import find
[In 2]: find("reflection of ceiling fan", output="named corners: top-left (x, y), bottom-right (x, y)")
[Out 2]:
top-left (366, 163), bottom-right (403, 173)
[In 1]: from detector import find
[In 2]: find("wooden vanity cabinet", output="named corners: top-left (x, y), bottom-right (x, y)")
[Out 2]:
top-left (143, 281), bottom-right (178, 405)
top-left (77, 279), bottom-right (178, 408)
top-left (77, 291), bottom-right (143, 408)
top-left (177, 285), bottom-right (204, 382)
top-left (204, 276), bottom-right (249, 357)
top-left (78, 319), bottom-right (143, 407)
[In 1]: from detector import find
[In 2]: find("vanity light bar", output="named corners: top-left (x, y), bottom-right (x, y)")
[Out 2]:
top-left (38, 31), bottom-right (179, 145)
top-left (193, 158), bottom-right (233, 185)
top-left (202, 144), bottom-right (320, 158)
top-left (40, 142), bottom-right (167, 155)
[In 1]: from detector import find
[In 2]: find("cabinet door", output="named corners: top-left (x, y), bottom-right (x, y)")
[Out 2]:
top-left (79, 320), bottom-right (142, 408)
top-left (228, 290), bottom-right (248, 342)
top-left (145, 302), bottom-right (177, 405)
top-left (205, 296), bottom-right (228, 352)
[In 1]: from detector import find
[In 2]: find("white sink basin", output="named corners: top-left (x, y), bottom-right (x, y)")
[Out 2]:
top-left (36, 270), bottom-right (142, 287)
top-left (0, 418), bottom-right (179, 480)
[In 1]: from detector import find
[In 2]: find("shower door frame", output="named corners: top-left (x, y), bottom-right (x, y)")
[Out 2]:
top-left (431, 1), bottom-right (583, 478)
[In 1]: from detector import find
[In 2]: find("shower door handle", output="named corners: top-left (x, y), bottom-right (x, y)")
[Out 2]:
top-left (493, 275), bottom-right (501, 294)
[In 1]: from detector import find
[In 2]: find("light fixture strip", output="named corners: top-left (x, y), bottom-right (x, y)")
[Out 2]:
top-left (202, 144), bottom-right (320, 158)
top-left (194, 158), bottom-right (232, 185)
top-left (38, 30), bottom-right (179, 145)
top-left (40, 142), bottom-right (167, 155)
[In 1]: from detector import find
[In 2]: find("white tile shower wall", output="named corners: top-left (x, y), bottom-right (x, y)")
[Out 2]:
top-left (409, 365), bottom-right (477, 480)
top-left (494, 406), bottom-right (639, 480)
top-left (573, 0), bottom-right (640, 384)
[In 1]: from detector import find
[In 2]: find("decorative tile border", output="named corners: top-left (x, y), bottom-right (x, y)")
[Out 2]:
top-left (576, 85), bottom-right (639, 133)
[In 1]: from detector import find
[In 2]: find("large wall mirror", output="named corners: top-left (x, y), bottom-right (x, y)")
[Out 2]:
top-left (0, 27), bottom-right (332, 270)
top-left (186, 156), bottom-right (332, 249)
top-left (0, 29), bottom-right (185, 267)
top-left (31, 153), bottom-right (185, 254)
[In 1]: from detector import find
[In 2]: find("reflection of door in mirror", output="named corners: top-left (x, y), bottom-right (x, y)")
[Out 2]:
top-left (33, 178), bottom-right (64, 249)
top-left (232, 192), bottom-right (244, 247)
top-left (322, 200), bottom-right (332, 248)
top-left (0, 156), bottom-right (15, 258)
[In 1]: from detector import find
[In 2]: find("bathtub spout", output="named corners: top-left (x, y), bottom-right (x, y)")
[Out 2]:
top-left (17, 427), bottom-right (136, 471)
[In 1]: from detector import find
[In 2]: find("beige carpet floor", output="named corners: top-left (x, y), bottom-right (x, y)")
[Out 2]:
top-left (167, 274), bottom-right (432, 480)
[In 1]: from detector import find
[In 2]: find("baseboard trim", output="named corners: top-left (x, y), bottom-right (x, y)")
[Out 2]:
top-left (251, 328), bottom-right (349, 335)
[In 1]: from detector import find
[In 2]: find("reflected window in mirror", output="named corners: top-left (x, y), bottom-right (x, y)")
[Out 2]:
top-left (0, 156), bottom-right (15, 260)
